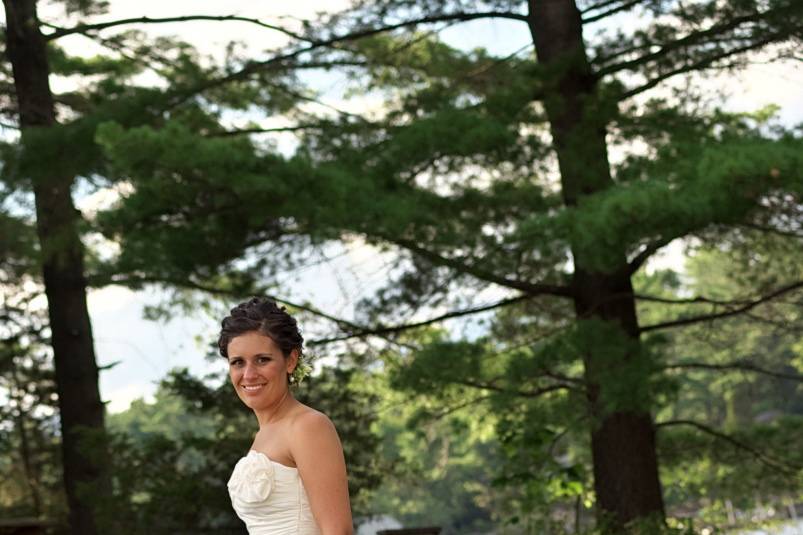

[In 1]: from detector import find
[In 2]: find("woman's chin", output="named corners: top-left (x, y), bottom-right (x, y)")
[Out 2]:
top-left (239, 391), bottom-right (278, 410)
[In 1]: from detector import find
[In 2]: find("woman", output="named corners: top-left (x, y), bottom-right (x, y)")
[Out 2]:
top-left (220, 297), bottom-right (352, 535)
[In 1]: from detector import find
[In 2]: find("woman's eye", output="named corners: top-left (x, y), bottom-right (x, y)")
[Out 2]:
top-left (230, 360), bottom-right (243, 367)
top-left (257, 357), bottom-right (271, 364)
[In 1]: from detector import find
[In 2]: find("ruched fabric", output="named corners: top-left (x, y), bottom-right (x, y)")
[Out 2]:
top-left (228, 450), bottom-right (322, 535)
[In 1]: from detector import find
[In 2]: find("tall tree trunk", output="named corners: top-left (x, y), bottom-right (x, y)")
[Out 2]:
top-left (527, 0), bottom-right (665, 528)
top-left (3, 1), bottom-right (111, 533)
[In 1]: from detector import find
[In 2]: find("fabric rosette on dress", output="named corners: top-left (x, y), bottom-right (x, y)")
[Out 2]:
top-left (228, 450), bottom-right (275, 503)
top-left (227, 450), bottom-right (322, 534)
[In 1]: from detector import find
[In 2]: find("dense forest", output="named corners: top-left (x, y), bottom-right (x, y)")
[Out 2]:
top-left (1, 0), bottom-right (802, 533)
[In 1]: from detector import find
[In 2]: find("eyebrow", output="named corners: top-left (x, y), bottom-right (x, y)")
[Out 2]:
top-left (228, 352), bottom-right (275, 360)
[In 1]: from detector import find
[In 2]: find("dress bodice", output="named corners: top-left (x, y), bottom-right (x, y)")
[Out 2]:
top-left (228, 450), bottom-right (322, 535)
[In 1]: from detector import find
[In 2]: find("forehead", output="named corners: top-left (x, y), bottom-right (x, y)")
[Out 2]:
top-left (227, 331), bottom-right (282, 357)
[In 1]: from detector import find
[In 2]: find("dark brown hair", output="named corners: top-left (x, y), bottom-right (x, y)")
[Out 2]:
top-left (217, 297), bottom-right (304, 360)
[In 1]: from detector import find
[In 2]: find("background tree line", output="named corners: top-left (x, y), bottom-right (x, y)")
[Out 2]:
top-left (1, 0), bottom-right (802, 533)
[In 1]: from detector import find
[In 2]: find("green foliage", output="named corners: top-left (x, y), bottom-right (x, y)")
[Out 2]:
top-left (297, 367), bottom-right (385, 510)
top-left (659, 416), bottom-right (803, 511)
top-left (0, 290), bottom-right (66, 522)
top-left (102, 364), bottom-right (383, 531)
top-left (48, 45), bottom-right (142, 78)
top-left (103, 432), bottom-right (247, 534)
top-left (107, 386), bottom-right (218, 442)
top-left (3, 0), bottom-right (803, 531)
top-left (58, 0), bottom-right (110, 17)
top-left (638, 248), bottom-right (803, 527)
top-left (362, 366), bottom-right (505, 534)
top-left (382, 327), bottom-right (588, 529)
top-left (0, 211), bottom-right (38, 279)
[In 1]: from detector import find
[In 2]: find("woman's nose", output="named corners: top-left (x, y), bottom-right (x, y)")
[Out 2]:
top-left (243, 363), bottom-right (259, 379)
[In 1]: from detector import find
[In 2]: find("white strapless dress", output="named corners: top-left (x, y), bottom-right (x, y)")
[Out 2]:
top-left (228, 450), bottom-right (322, 535)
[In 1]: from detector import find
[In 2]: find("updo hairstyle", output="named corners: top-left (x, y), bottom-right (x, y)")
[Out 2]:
top-left (218, 297), bottom-right (304, 363)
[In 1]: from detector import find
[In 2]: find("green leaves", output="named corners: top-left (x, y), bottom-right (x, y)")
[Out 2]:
top-left (48, 45), bottom-right (142, 78)
top-left (107, 365), bottom-right (384, 522)
top-left (3, 0), bottom-right (800, 529)
top-left (58, 0), bottom-right (110, 17)
top-left (592, 0), bottom-right (803, 98)
top-left (0, 211), bottom-right (38, 279)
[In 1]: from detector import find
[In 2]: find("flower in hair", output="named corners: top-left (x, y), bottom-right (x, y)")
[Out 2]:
top-left (290, 359), bottom-right (313, 386)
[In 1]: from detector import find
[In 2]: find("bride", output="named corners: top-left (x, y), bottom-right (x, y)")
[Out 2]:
top-left (219, 297), bottom-right (353, 535)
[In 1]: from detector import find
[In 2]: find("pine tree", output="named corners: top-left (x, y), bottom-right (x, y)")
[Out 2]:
top-left (3, 0), bottom-right (801, 531)
top-left (93, 0), bottom-right (802, 529)
top-left (3, 1), bottom-right (116, 531)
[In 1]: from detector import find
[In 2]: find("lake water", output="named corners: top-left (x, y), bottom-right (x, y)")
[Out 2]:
top-left (738, 519), bottom-right (803, 534)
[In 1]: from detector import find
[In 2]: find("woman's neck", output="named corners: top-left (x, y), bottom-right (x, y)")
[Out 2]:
top-left (255, 389), bottom-right (293, 428)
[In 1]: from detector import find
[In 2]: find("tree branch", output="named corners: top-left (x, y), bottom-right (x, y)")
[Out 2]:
top-left (634, 294), bottom-right (752, 307)
top-left (640, 280), bottom-right (803, 333)
top-left (582, 0), bottom-right (646, 24)
top-left (43, 15), bottom-right (309, 42)
top-left (626, 236), bottom-right (675, 276)
top-left (90, 276), bottom-right (415, 349)
top-left (203, 124), bottom-right (323, 138)
top-left (579, 0), bottom-right (639, 15)
top-left (391, 238), bottom-right (574, 298)
top-left (92, 273), bottom-right (370, 336)
top-left (160, 11), bottom-right (529, 109)
top-left (307, 293), bottom-right (532, 345)
top-left (663, 360), bottom-right (803, 382)
top-left (616, 32), bottom-right (783, 100)
top-left (428, 394), bottom-right (494, 421)
top-left (454, 378), bottom-right (578, 398)
top-left (597, 8), bottom-right (777, 77)
top-left (94, 273), bottom-right (531, 349)
top-left (738, 222), bottom-right (803, 239)
top-left (45, 10), bottom-right (529, 42)
top-left (743, 310), bottom-right (803, 332)
top-left (656, 419), bottom-right (802, 476)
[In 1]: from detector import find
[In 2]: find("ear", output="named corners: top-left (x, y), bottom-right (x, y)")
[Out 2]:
top-left (287, 348), bottom-right (299, 374)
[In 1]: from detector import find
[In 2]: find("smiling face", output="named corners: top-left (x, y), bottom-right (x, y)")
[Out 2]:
top-left (227, 331), bottom-right (298, 411)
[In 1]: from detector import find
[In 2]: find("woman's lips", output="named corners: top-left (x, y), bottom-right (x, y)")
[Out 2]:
top-left (241, 383), bottom-right (266, 394)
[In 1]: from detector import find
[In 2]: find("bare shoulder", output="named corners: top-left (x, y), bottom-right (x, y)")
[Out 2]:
top-left (288, 404), bottom-right (343, 469)
top-left (287, 405), bottom-right (352, 532)
top-left (289, 404), bottom-right (336, 437)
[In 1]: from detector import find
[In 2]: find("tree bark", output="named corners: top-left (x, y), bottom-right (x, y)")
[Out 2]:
top-left (3, 1), bottom-right (111, 533)
top-left (527, 0), bottom-right (665, 528)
